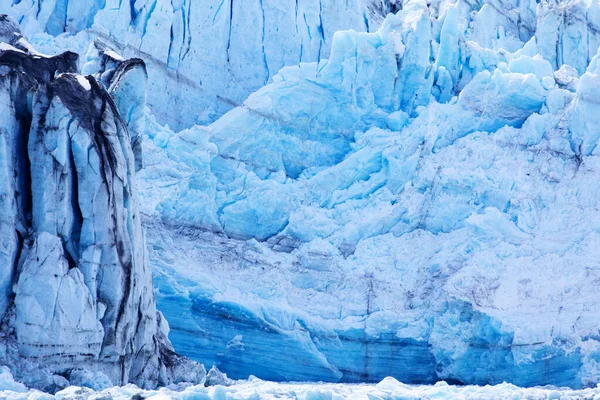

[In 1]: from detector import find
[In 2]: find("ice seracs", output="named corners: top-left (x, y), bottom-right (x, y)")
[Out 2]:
top-left (0, 15), bottom-right (203, 391)
top-left (2, 0), bottom-right (600, 391)
top-left (3, 0), bottom-right (398, 130)
top-left (136, 0), bottom-right (600, 388)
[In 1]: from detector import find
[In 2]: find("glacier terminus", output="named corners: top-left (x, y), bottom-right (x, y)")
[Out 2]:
top-left (0, 0), bottom-right (600, 397)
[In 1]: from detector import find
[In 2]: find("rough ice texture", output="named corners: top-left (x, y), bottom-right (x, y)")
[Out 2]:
top-left (2, 0), bottom-right (398, 130)
top-left (3, 377), bottom-right (600, 399)
top-left (4, 0), bottom-right (600, 391)
top-left (133, 0), bottom-right (600, 389)
top-left (0, 16), bottom-right (204, 391)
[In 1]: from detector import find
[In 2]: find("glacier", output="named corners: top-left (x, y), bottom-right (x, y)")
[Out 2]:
top-left (0, 15), bottom-right (203, 391)
top-left (2, 0), bottom-right (397, 130)
top-left (2, 0), bottom-right (600, 393)
top-left (135, 0), bottom-right (600, 389)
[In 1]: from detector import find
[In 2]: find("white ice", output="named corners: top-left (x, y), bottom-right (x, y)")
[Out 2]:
top-left (2, 376), bottom-right (600, 400)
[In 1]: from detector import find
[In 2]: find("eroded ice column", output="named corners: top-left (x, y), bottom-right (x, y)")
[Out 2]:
top-left (0, 15), bottom-right (204, 390)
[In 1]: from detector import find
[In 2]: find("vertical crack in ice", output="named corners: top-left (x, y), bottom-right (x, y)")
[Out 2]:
top-left (259, 0), bottom-right (269, 84)
top-left (294, 0), bottom-right (299, 32)
top-left (226, 0), bottom-right (234, 64)
top-left (168, 20), bottom-right (174, 68)
top-left (213, 0), bottom-right (226, 23)
top-left (65, 116), bottom-right (83, 265)
top-left (129, 0), bottom-right (138, 25)
top-left (362, 272), bottom-right (375, 381)
top-left (182, 0), bottom-right (192, 60)
top-left (303, 13), bottom-right (312, 40)
top-left (317, 0), bottom-right (325, 62)
top-left (141, 0), bottom-right (158, 37)
top-left (295, 0), bottom-right (301, 62)
top-left (86, 0), bottom-right (107, 30)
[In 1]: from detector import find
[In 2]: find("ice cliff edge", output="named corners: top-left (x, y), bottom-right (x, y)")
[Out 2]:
top-left (134, 0), bottom-right (600, 388)
top-left (0, 14), bottom-right (204, 392)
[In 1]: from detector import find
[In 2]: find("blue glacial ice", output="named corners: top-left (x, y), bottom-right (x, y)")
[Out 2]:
top-left (132, 0), bottom-right (600, 388)
top-left (0, 17), bottom-right (204, 391)
top-left (3, 0), bottom-right (600, 391)
top-left (2, 0), bottom-right (394, 130)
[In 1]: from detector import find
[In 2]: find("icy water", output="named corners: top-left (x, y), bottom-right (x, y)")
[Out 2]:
top-left (2, 378), bottom-right (600, 399)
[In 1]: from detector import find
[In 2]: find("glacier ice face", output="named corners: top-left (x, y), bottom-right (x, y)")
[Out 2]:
top-left (0, 17), bottom-right (203, 391)
top-left (14, 232), bottom-right (104, 359)
top-left (132, 0), bottom-right (600, 389)
top-left (3, 0), bottom-right (600, 391)
top-left (2, 0), bottom-right (397, 130)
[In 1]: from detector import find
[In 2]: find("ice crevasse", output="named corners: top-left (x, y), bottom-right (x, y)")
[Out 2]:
top-left (135, 0), bottom-right (600, 388)
top-left (3, 0), bottom-right (600, 391)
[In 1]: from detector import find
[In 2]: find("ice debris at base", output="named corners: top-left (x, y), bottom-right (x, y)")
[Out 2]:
top-left (2, 377), bottom-right (600, 400)
top-left (135, 0), bottom-right (600, 388)
top-left (205, 367), bottom-right (235, 387)
top-left (0, 15), bottom-right (204, 391)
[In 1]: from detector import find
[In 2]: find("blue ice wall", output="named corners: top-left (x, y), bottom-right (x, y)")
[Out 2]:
top-left (6, 0), bottom-right (600, 389)
top-left (138, 0), bottom-right (600, 385)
